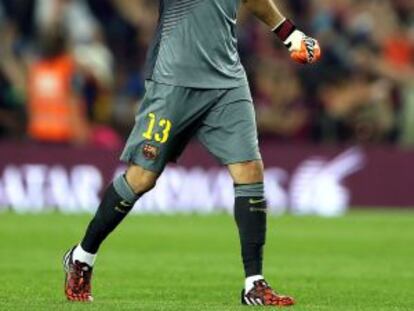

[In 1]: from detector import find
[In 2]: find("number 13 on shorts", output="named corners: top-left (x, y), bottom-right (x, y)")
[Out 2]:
top-left (142, 113), bottom-right (172, 144)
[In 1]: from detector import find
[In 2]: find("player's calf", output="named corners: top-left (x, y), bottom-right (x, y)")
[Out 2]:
top-left (230, 161), bottom-right (266, 278)
top-left (63, 165), bottom-right (158, 302)
top-left (77, 165), bottom-right (157, 256)
top-left (230, 162), bottom-right (294, 307)
top-left (80, 174), bottom-right (140, 254)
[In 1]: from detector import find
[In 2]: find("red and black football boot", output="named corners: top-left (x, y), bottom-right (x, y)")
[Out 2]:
top-left (241, 279), bottom-right (295, 306)
top-left (63, 247), bottom-right (94, 302)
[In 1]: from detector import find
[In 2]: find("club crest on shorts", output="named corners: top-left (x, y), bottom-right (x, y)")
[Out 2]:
top-left (142, 143), bottom-right (159, 160)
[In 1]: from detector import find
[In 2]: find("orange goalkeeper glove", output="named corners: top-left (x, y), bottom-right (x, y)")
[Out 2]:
top-left (274, 19), bottom-right (321, 64)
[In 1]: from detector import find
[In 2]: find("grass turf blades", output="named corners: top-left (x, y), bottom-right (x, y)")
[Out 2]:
top-left (0, 211), bottom-right (413, 311)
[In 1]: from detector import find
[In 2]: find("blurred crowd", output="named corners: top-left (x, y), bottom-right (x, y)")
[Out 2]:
top-left (0, 0), bottom-right (413, 148)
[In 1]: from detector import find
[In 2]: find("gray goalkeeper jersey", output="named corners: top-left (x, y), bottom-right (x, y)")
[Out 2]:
top-left (144, 0), bottom-right (247, 89)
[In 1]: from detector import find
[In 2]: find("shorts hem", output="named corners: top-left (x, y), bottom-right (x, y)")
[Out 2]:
top-left (221, 156), bottom-right (262, 166)
top-left (119, 155), bottom-right (165, 174)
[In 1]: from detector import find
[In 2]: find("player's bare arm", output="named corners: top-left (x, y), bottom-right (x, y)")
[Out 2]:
top-left (241, 0), bottom-right (285, 27)
top-left (242, 0), bottom-right (321, 64)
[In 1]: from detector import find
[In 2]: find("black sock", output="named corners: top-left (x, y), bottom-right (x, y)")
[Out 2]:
top-left (80, 175), bottom-right (140, 254)
top-left (234, 183), bottom-right (267, 277)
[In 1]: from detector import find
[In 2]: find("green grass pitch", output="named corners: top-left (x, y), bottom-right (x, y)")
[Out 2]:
top-left (0, 211), bottom-right (413, 311)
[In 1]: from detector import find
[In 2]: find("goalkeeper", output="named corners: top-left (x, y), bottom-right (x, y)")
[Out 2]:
top-left (63, 0), bottom-right (321, 306)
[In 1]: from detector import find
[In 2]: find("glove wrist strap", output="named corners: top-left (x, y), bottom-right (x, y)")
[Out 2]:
top-left (273, 19), bottom-right (296, 42)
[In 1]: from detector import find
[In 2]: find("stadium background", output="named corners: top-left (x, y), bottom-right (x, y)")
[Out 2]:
top-left (0, 0), bottom-right (413, 213)
top-left (0, 1), bottom-right (413, 311)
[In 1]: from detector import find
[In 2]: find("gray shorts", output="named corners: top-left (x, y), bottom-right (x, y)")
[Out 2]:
top-left (120, 80), bottom-right (261, 173)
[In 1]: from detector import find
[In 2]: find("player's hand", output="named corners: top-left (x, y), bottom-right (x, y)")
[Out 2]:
top-left (274, 19), bottom-right (321, 65)
top-left (285, 30), bottom-right (321, 64)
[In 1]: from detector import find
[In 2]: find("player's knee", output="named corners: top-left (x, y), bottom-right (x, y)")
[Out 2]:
top-left (228, 160), bottom-right (264, 185)
top-left (125, 164), bottom-right (158, 194)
